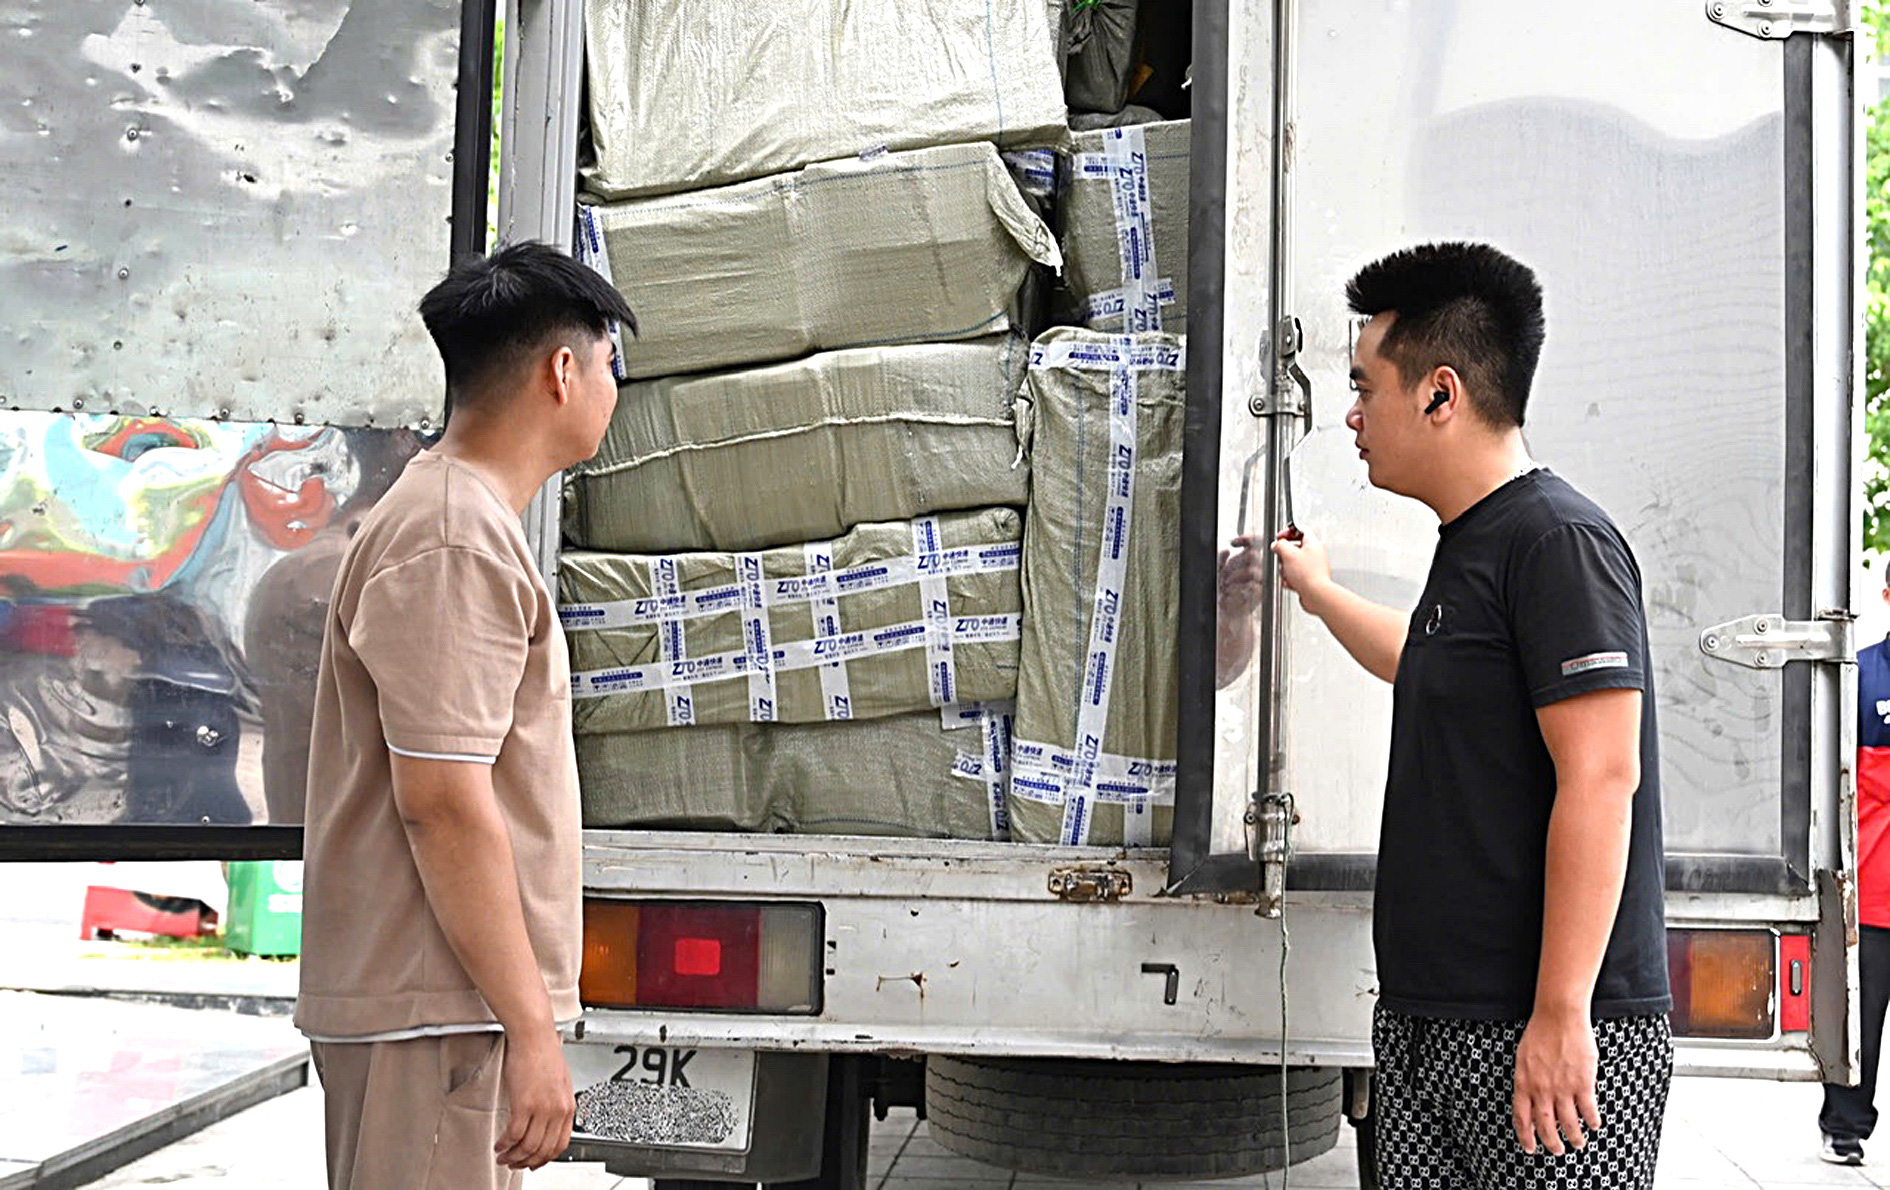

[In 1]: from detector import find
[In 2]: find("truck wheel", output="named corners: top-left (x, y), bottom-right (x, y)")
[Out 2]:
top-left (925, 1057), bottom-right (1341, 1180)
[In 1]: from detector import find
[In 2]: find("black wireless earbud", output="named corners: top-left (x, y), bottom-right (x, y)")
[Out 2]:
top-left (1425, 390), bottom-right (1449, 415)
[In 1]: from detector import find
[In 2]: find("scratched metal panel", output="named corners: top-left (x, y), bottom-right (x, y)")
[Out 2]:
top-left (0, 409), bottom-right (422, 826)
top-left (0, 0), bottom-right (459, 428)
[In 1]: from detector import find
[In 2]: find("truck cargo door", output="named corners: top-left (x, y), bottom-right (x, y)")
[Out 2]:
top-left (1175, 0), bottom-right (1863, 1078)
top-left (0, 0), bottom-right (494, 859)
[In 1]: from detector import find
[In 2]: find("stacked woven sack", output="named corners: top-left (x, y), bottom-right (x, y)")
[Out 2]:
top-left (563, 0), bottom-right (1068, 840)
top-left (996, 0), bottom-right (1196, 846)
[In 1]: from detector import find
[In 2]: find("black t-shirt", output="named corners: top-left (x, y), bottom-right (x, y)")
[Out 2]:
top-left (1374, 469), bottom-right (1671, 1020)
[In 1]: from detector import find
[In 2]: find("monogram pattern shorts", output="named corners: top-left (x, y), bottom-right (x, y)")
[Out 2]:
top-left (1371, 1005), bottom-right (1673, 1190)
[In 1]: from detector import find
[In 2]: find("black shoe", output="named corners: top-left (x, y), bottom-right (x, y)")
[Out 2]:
top-left (1823, 1134), bottom-right (1865, 1165)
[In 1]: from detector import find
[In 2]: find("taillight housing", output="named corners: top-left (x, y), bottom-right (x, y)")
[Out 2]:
top-left (580, 899), bottom-right (823, 1014)
top-left (1667, 928), bottom-right (1777, 1040)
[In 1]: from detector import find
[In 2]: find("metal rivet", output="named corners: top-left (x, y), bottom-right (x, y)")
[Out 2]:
top-left (293, 410), bottom-right (305, 424)
top-left (116, 267), bottom-right (129, 280)
top-left (1755, 620), bottom-right (1769, 633)
top-left (126, 127), bottom-right (139, 141)
top-left (71, 397), bottom-right (84, 411)
top-left (217, 407), bottom-right (230, 419)
top-left (1761, 21), bottom-right (1774, 35)
top-left (1757, 651), bottom-right (1772, 666)
top-left (1711, 0), bottom-right (1725, 13)
top-left (1704, 635), bottom-right (1720, 651)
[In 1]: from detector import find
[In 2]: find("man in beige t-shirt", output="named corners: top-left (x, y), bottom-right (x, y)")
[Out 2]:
top-left (296, 242), bottom-right (634, 1189)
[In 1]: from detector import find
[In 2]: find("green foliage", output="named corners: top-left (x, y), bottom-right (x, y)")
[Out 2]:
top-left (1865, 4), bottom-right (1890, 551)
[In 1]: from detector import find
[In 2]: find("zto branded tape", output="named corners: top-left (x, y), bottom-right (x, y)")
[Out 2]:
top-left (805, 542), bottom-right (854, 721)
top-left (649, 557), bottom-right (695, 727)
top-left (560, 541), bottom-right (1022, 632)
top-left (575, 205), bottom-right (630, 382)
top-left (571, 615), bottom-right (1023, 702)
top-left (1073, 127), bottom-right (1174, 333)
top-left (945, 700), bottom-right (1016, 841)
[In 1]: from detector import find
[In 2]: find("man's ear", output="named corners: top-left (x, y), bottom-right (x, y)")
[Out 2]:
top-left (547, 345), bottom-right (577, 406)
top-left (1426, 366), bottom-right (1466, 421)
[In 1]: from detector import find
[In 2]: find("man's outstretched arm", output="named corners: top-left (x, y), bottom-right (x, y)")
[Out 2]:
top-left (1269, 532), bottom-right (1407, 683)
top-left (392, 754), bottom-right (575, 1172)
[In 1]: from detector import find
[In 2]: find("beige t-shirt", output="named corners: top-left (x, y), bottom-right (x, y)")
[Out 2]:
top-left (294, 451), bottom-right (582, 1039)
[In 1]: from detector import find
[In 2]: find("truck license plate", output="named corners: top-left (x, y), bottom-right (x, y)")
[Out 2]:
top-left (566, 1042), bottom-right (756, 1152)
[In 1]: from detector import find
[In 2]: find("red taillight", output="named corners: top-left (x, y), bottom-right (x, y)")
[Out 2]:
top-left (581, 900), bottom-right (822, 1014)
top-left (639, 905), bottom-right (759, 1008)
top-left (673, 937), bottom-right (723, 977)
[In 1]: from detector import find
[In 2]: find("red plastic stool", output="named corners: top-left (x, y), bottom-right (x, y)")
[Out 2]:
top-left (79, 886), bottom-right (218, 941)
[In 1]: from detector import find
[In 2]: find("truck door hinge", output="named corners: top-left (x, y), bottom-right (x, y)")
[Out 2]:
top-left (1048, 865), bottom-right (1132, 903)
top-left (1706, 0), bottom-right (1857, 40)
top-left (1699, 611), bottom-right (1855, 670)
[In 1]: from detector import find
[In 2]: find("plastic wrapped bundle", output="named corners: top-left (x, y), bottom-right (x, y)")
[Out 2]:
top-left (1063, 0), bottom-right (1140, 114)
top-left (577, 703), bottom-right (1015, 841)
top-left (565, 337), bottom-right (1031, 554)
top-left (562, 509), bottom-right (1024, 732)
top-left (1009, 330), bottom-right (1184, 847)
top-left (1057, 120), bottom-right (1191, 334)
top-left (575, 144), bottom-right (1061, 380)
top-left (584, 0), bottom-right (1067, 199)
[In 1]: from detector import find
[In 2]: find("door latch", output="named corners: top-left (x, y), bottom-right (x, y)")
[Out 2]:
top-left (1247, 792), bottom-right (1296, 919)
top-left (1048, 865), bottom-right (1132, 903)
top-left (1706, 0), bottom-right (1858, 40)
top-left (1698, 611), bottom-right (1854, 670)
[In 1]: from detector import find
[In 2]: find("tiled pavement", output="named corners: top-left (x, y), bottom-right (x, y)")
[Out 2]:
top-left (79, 1073), bottom-right (1890, 1189)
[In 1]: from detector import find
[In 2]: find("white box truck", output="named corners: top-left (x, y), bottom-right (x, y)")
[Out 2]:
top-left (0, 1), bottom-right (1868, 1186)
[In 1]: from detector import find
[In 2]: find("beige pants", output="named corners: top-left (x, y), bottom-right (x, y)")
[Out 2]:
top-left (311, 1032), bottom-right (524, 1190)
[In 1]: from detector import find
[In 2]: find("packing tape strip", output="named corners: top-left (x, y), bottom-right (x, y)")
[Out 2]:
top-left (1085, 280), bottom-right (1177, 325)
top-left (805, 542), bottom-right (854, 721)
top-left (1028, 337), bottom-right (1186, 374)
top-left (947, 705), bottom-right (1016, 842)
top-left (737, 554), bottom-right (779, 723)
top-left (1003, 148), bottom-right (1058, 198)
top-left (648, 557), bottom-right (696, 727)
top-left (1102, 126), bottom-right (1162, 333)
top-left (982, 705), bottom-right (1014, 841)
top-left (913, 518), bottom-right (958, 710)
top-left (560, 540), bottom-right (1022, 632)
top-left (575, 205), bottom-right (630, 382)
top-left (572, 614), bottom-right (1023, 701)
top-left (940, 698), bottom-right (1015, 731)
top-left (1007, 736), bottom-right (1178, 808)
top-left (1057, 339), bottom-right (1139, 846)
top-left (1073, 141), bottom-right (1176, 333)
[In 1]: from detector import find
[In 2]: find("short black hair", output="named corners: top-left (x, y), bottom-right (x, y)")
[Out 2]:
top-left (418, 240), bottom-right (636, 408)
top-left (1345, 242), bottom-right (1545, 428)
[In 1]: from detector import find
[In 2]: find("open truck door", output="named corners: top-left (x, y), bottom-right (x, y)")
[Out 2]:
top-left (1174, 0), bottom-right (1866, 1082)
top-left (0, 0), bottom-right (495, 861)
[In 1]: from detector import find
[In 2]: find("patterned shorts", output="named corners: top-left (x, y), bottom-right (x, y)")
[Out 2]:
top-left (1372, 1005), bottom-right (1673, 1190)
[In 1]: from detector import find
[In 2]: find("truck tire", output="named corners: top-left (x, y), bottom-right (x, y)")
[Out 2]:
top-left (925, 1058), bottom-right (1341, 1181)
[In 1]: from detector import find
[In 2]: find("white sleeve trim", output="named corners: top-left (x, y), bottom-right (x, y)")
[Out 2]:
top-left (387, 743), bottom-right (498, 765)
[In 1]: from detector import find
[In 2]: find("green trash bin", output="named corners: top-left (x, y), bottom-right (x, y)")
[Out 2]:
top-left (225, 860), bottom-right (303, 958)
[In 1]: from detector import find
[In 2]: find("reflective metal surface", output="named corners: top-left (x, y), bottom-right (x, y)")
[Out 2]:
top-left (0, 0), bottom-right (459, 428)
top-left (1223, 0), bottom-right (1796, 860)
top-left (0, 410), bottom-right (419, 826)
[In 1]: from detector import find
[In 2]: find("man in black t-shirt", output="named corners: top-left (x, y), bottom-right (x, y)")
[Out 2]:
top-left (1272, 242), bottom-right (1672, 1189)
